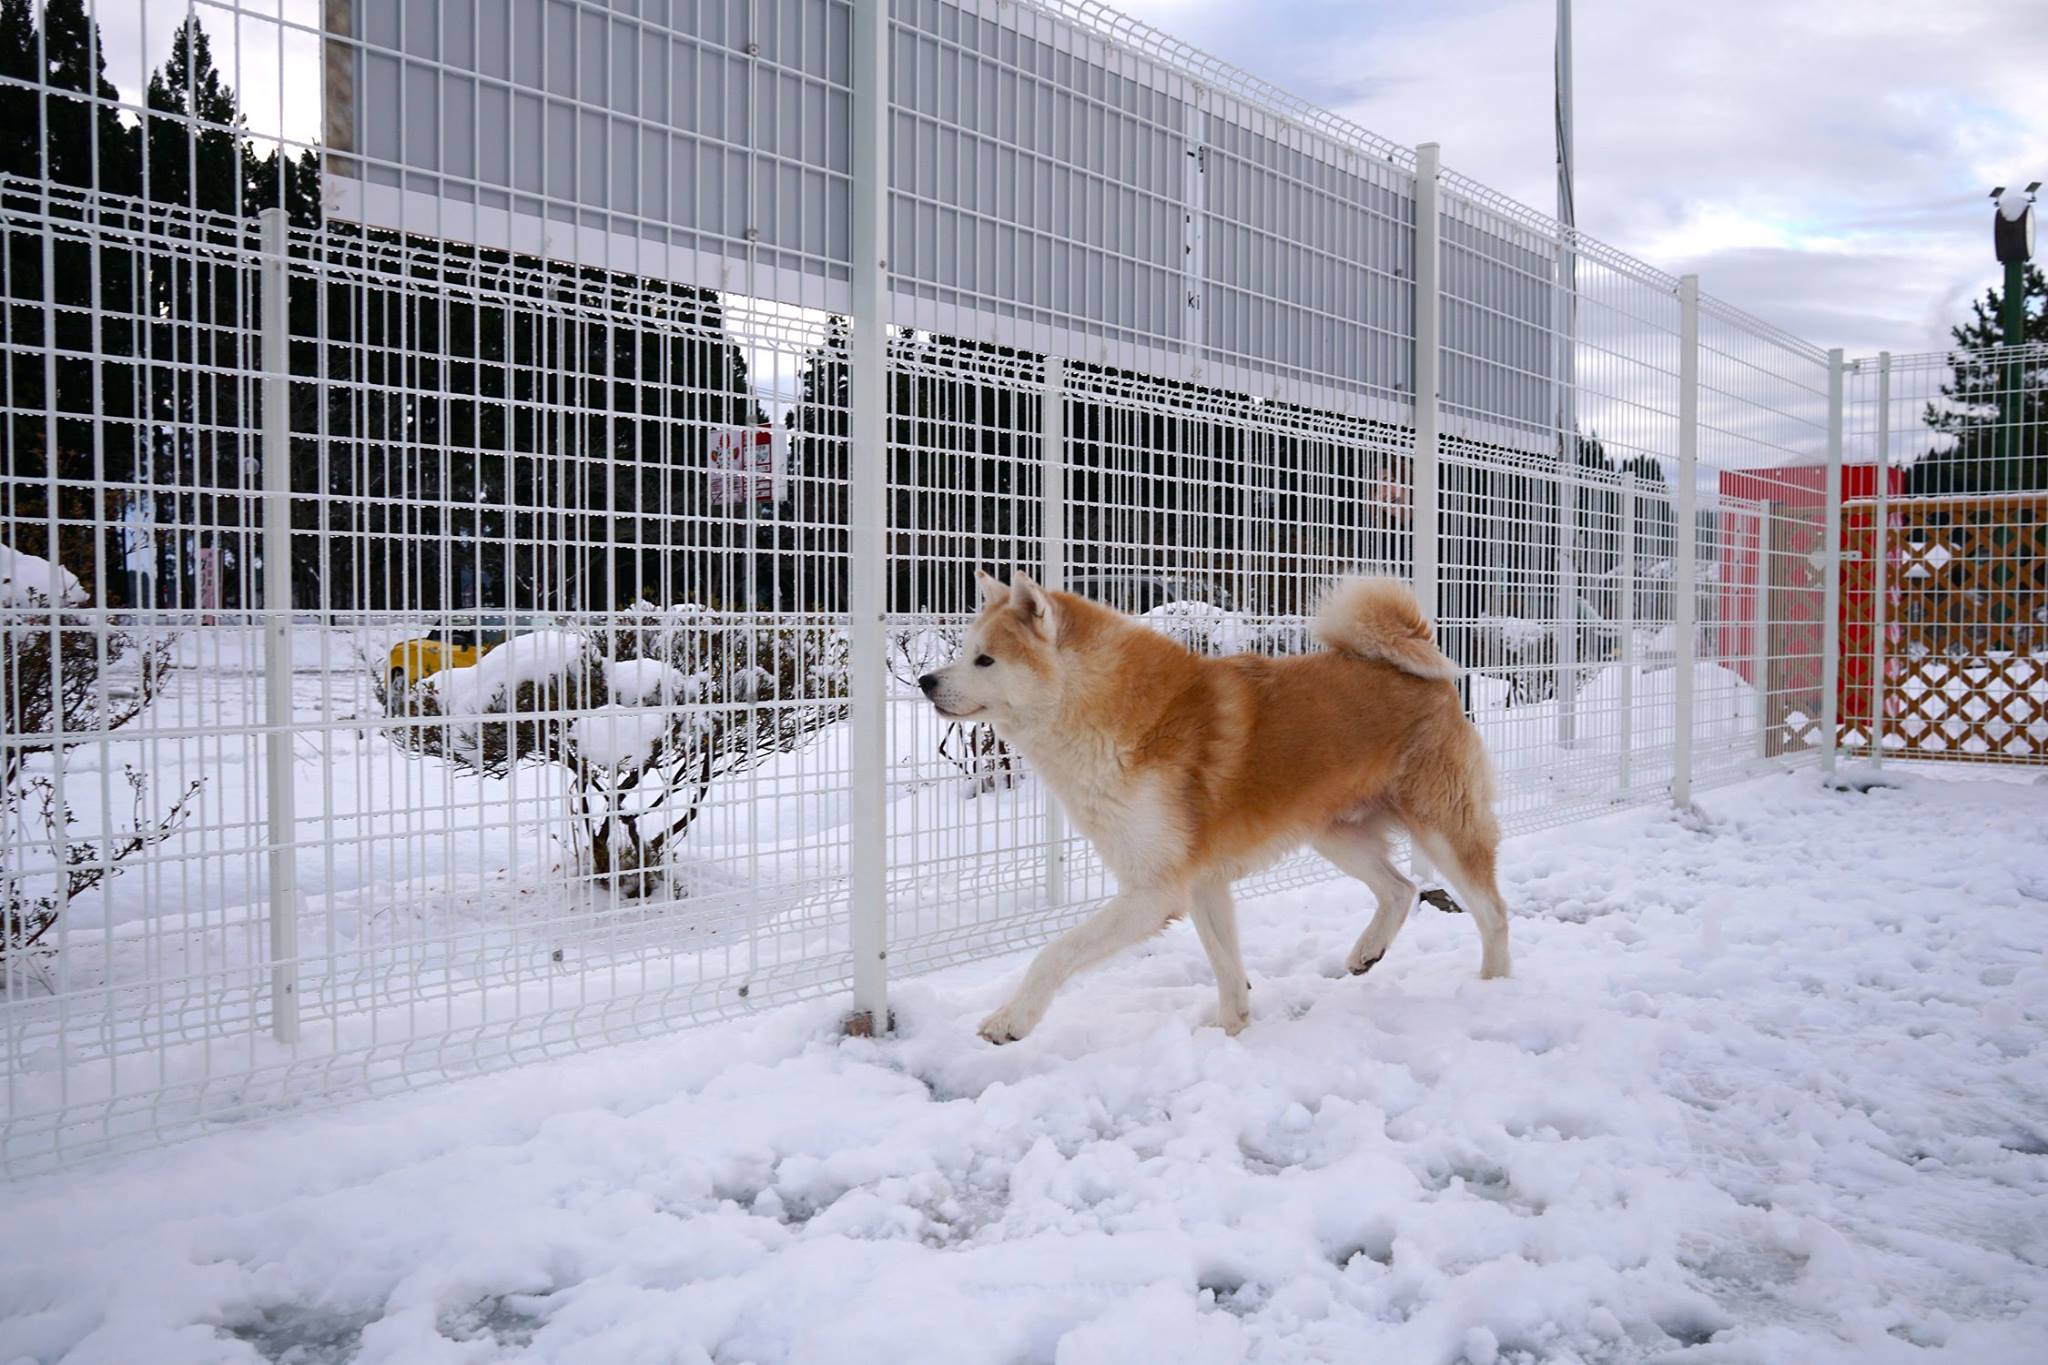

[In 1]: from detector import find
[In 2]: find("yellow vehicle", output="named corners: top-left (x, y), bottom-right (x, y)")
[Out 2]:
top-left (386, 624), bottom-right (507, 691)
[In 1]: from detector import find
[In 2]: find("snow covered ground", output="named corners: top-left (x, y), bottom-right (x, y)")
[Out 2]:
top-left (5, 766), bottom-right (2046, 1364)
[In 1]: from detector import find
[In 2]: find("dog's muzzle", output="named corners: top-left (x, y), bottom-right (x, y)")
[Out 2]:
top-left (919, 672), bottom-right (982, 719)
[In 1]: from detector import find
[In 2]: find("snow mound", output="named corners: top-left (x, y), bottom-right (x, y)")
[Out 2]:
top-left (569, 708), bottom-right (672, 769)
top-left (1479, 613), bottom-right (1551, 651)
top-left (0, 544), bottom-right (85, 608)
top-left (1140, 599), bottom-right (1257, 653)
top-left (604, 657), bottom-right (694, 706)
top-left (426, 629), bottom-right (590, 716)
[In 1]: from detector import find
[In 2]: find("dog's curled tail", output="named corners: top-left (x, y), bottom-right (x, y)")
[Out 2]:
top-left (1312, 577), bottom-right (1458, 680)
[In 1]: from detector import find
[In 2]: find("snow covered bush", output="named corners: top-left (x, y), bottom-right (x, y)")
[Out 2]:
top-left (1, 547), bottom-right (197, 971)
top-left (1139, 600), bottom-right (1311, 659)
top-left (390, 610), bottom-right (848, 897)
top-left (885, 623), bottom-right (1019, 796)
top-left (1138, 599), bottom-right (1257, 654)
top-left (1474, 608), bottom-right (1627, 707)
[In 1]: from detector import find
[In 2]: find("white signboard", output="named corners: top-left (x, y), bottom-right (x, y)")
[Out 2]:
top-left (709, 427), bottom-right (789, 508)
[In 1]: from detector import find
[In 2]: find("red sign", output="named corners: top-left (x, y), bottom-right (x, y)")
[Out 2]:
top-left (709, 426), bottom-right (788, 507)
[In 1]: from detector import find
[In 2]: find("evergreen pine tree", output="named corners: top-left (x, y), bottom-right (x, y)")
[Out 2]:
top-left (788, 315), bottom-right (852, 611)
top-left (1912, 263), bottom-right (2047, 496)
top-left (244, 144), bottom-right (321, 226)
top-left (145, 16), bottom-right (243, 215)
top-left (40, 0), bottom-right (137, 195)
top-left (139, 16), bottom-right (259, 606)
top-left (0, 0), bottom-right (38, 179)
top-left (4, 1), bottom-right (142, 600)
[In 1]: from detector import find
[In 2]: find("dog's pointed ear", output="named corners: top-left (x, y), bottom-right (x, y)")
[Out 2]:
top-left (1010, 570), bottom-right (1058, 640)
top-left (974, 568), bottom-right (1010, 610)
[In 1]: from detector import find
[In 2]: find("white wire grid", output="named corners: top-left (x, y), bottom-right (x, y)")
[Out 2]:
top-left (0, 0), bottom-right (1952, 1174)
top-left (3, 180), bottom-right (863, 1172)
top-left (1838, 342), bottom-right (2048, 765)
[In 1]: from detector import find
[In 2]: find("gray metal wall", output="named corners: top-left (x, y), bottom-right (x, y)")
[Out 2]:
top-left (335, 0), bottom-right (1553, 430)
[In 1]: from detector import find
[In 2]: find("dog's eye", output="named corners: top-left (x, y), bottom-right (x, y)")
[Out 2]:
top-left (974, 654), bottom-right (994, 668)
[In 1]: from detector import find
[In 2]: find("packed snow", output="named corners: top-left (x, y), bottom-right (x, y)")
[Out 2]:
top-left (0, 544), bottom-right (84, 610)
top-left (603, 657), bottom-right (695, 706)
top-left (4, 767), bottom-right (2045, 1364)
top-left (425, 630), bottom-right (591, 716)
top-left (568, 659), bottom-right (697, 768)
top-left (1142, 599), bottom-right (1264, 653)
top-left (568, 708), bottom-right (674, 770)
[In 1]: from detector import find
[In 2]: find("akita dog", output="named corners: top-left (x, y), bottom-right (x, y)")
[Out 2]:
top-left (920, 571), bottom-right (1510, 1044)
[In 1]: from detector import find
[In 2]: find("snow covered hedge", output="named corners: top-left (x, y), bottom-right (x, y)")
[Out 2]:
top-left (1137, 600), bottom-right (1313, 658)
top-left (2, 547), bottom-right (196, 970)
top-left (389, 609), bottom-right (849, 897)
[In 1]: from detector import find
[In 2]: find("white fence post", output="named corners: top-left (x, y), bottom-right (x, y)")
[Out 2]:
top-left (1753, 500), bottom-right (1772, 759)
top-left (1041, 356), bottom-right (1068, 908)
top-left (1869, 352), bottom-right (1891, 768)
top-left (1557, 478), bottom-right (1579, 750)
top-left (1411, 142), bottom-right (1441, 881)
top-left (1412, 144), bottom-right (1441, 621)
top-left (1671, 274), bottom-right (1699, 809)
top-left (1617, 470), bottom-right (1635, 795)
top-left (259, 208), bottom-right (299, 1046)
top-left (1181, 94), bottom-right (1208, 380)
top-left (846, 0), bottom-right (891, 1034)
top-left (1820, 348), bottom-right (1845, 776)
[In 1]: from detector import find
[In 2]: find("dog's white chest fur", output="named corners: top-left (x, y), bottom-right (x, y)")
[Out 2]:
top-left (1004, 726), bottom-right (1183, 884)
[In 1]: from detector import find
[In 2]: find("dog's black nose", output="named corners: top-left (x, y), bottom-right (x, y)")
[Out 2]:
top-left (918, 673), bottom-right (938, 695)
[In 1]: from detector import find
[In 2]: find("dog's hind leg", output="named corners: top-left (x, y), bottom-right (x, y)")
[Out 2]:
top-left (1189, 880), bottom-right (1251, 1034)
top-left (1412, 824), bottom-right (1511, 980)
top-left (979, 884), bottom-right (1187, 1044)
top-left (1312, 819), bottom-right (1418, 976)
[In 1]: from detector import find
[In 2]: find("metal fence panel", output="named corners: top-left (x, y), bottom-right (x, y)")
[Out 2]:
top-left (1, 0), bottom-right (1883, 1175)
top-left (1841, 343), bottom-right (2048, 766)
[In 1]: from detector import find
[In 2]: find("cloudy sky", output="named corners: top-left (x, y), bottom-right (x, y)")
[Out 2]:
top-left (1115, 0), bottom-right (2048, 357)
top-left (100, 0), bottom-right (2044, 367)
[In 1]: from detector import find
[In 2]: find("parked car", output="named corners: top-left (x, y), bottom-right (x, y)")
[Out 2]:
top-left (386, 619), bottom-right (511, 690)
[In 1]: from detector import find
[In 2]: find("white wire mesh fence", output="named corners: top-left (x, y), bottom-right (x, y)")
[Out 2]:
top-left (1839, 342), bottom-right (2048, 766)
top-left (0, 0), bottom-right (2021, 1176)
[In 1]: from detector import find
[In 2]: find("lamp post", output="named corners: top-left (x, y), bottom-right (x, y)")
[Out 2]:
top-left (1991, 182), bottom-right (2037, 469)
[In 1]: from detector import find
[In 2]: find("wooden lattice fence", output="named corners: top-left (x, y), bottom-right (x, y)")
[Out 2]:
top-left (1841, 493), bottom-right (2048, 763)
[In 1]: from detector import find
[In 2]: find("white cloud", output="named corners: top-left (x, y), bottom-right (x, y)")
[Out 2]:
top-left (95, 0), bottom-right (323, 150)
top-left (1115, 0), bottom-right (2048, 357)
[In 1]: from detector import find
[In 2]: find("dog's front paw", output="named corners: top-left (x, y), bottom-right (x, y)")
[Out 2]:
top-left (978, 998), bottom-right (1041, 1044)
top-left (1215, 982), bottom-right (1251, 1035)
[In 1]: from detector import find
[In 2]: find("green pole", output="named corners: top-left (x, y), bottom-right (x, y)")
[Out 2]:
top-left (2003, 255), bottom-right (2025, 472)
